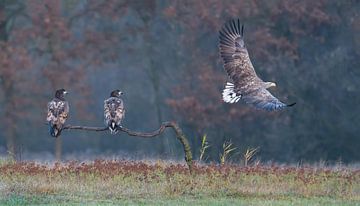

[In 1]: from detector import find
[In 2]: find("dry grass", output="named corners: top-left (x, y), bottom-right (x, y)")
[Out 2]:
top-left (219, 140), bottom-right (237, 165)
top-left (0, 160), bottom-right (359, 205)
top-left (199, 134), bottom-right (210, 162)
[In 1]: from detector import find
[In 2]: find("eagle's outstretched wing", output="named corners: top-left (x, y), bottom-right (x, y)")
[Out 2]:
top-left (104, 97), bottom-right (125, 134)
top-left (219, 19), bottom-right (264, 94)
top-left (47, 100), bottom-right (69, 137)
top-left (219, 19), bottom-right (295, 111)
top-left (242, 89), bottom-right (296, 111)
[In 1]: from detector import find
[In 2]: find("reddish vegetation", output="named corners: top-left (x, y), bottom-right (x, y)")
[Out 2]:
top-left (1, 160), bottom-right (358, 201)
top-left (1, 160), bottom-right (358, 183)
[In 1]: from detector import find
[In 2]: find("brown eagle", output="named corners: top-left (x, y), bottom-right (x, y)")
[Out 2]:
top-left (219, 19), bottom-right (295, 111)
top-left (104, 90), bottom-right (125, 134)
top-left (47, 89), bottom-right (69, 137)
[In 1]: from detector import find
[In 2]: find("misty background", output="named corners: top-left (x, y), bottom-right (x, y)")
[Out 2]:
top-left (0, 0), bottom-right (359, 164)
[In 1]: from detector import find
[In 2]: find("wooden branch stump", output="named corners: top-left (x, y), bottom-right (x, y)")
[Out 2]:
top-left (62, 122), bottom-right (193, 172)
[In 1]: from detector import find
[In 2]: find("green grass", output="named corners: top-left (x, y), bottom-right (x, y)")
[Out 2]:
top-left (0, 161), bottom-right (359, 205)
top-left (1, 195), bottom-right (358, 206)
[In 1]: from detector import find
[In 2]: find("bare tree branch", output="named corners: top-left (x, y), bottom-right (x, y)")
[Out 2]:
top-left (62, 121), bottom-right (193, 172)
top-left (63, 125), bottom-right (108, 131)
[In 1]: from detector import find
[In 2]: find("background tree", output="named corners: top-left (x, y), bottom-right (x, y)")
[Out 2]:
top-left (0, 0), bottom-right (359, 163)
top-left (0, 0), bottom-right (30, 159)
top-left (164, 0), bottom-right (360, 162)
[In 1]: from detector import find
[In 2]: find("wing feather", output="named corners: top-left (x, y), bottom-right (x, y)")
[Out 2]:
top-left (219, 19), bottom-right (264, 94)
top-left (104, 97), bottom-right (125, 127)
top-left (104, 100), bottom-right (111, 124)
top-left (58, 101), bottom-right (69, 125)
top-left (47, 101), bottom-right (57, 123)
top-left (242, 89), bottom-right (289, 111)
top-left (46, 99), bottom-right (68, 134)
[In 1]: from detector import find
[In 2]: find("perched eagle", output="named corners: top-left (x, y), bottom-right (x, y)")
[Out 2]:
top-left (47, 89), bottom-right (69, 137)
top-left (104, 90), bottom-right (125, 134)
top-left (219, 19), bottom-right (295, 111)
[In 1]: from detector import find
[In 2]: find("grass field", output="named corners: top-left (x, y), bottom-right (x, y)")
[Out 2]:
top-left (0, 160), bottom-right (359, 205)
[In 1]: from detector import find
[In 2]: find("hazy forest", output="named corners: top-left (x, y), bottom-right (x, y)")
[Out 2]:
top-left (0, 0), bottom-right (359, 164)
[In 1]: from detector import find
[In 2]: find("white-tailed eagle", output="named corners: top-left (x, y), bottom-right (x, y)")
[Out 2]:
top-left (104, 90), bottom-right (125, 134)
top-left (47, 89), bottom-right (69, 137)
top-left (219, 19), bottom-right (295, 111)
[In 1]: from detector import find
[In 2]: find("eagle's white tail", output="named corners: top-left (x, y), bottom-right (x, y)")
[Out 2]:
top-left (222, 82), bottom-right (241, 103)
top-left (109, 126), bottom-right (118, 134)
top-left (107, 122), bottom-right (118, 134)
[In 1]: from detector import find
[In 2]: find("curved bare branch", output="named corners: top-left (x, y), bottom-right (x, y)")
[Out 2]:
top-left (61, 121), bottom-right (193, 172)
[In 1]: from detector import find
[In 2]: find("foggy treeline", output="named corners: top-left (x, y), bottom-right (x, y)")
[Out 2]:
top-left (0, 0), bottom-right (359, 163)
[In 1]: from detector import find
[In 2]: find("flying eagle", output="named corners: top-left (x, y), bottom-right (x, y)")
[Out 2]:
top-left (219, 19), bottom-right (295, 111)
top-left (104, 90), bottom-right (125, 134)
top-left (47, 89), bottom-right (69, 137)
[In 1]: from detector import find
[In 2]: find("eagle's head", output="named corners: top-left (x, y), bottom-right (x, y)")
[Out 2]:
top-left (110, 89), bottom-right (123, 98)
top-left (55, 89), bottom-right (68, 100)
top-left (265, 82), bottom-right (276, 89)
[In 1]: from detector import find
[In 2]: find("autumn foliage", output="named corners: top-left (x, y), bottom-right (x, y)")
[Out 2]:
top-left (0, 1), bottom-right (359, 164)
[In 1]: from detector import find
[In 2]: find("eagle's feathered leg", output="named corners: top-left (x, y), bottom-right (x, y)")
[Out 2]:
top-left (49, 124), bottom-right (62, 138)
top-left (49, 124), bottom-right (56, 137)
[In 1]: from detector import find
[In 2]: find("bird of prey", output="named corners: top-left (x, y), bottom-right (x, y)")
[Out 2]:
top-left (47, 89), bottom-right (69, 137)
top-left (104, 90), bottom-right (125, 134)
top-left (219, 19), bottom-right (295, 111)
